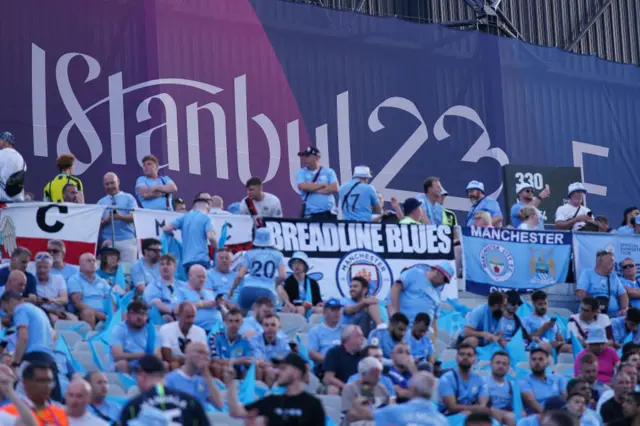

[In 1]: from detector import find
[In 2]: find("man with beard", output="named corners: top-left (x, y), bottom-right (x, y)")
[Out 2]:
top-left (610, 392), bottom-right (640, 426)
top-left (368, 313), bottom-right (409, 363)
top-left (484, 351), bottom-right (518, 426)
top-left (111, 301), bottom-right (161, 374)
top-left (407, 313), bottom-right (436, 365)
top-left (250, 313), bottom-right (291, 387)
top-left (498, 291), bottom-right (530, 344)
top-left (578, 353), bottom-right (612, 407)
top-left (227, 353), bottom-right (326, 426)
top-left (341, 276), bottom-right (383, 337)
top-left (238, 296), bottom-right (288, 340)
top-left (458, 292), bottom-right (506, 348)
top-left (600, 370), bottom-right (635, 424)
top-left (465, 180), bottom-right (503, 227)
top-left (611, 308), bottom-right (640, 348)
top-left (522, 290), bottom-right (571, 354)
top-left (164, 341), bottom-right (223, 410)
top-left (510, 182), bottom-right (550, 229)
top-left (130, 238), bottom-right (162, 293)
top-left (388, 343), bottom-right (417, 403)
top-left (519, 348), bottom-right (568, 414)
top-left (438, 343), bottom-right (489, 415)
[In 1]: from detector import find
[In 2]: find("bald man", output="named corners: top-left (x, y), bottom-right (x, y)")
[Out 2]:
top-left (209, 195), bottom-right (230, 215)
top-left (86, 371), bottom-right (122, 423)
top-left (159, 302), bottom-right (207, 370)
top-left (66, 379), bottom-right (109, 426)
top-left (1, 271), bottom-right (30, 327)
top-left (175, 266), bottom-right (223, 333)
top-left (97, 172), bottom-right (138, 264)
top-left (68, 253), bottom-right (111, 329)
top-left (165, 341), bottom-right (223, 410)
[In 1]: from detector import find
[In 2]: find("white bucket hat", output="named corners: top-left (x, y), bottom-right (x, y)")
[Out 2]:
top-left (568, 182), bottom-right (587, 196)
top-left (353, 166), bottom-right (373, 179)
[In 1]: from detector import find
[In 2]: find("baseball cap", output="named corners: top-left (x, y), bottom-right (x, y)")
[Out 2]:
top-left (98, 246), bottom-right (120, 258)
top-left (0, 132), bottom-right (15, 146)
top-left (568, 182), bottom-right (587, 196)
top-left (544, 396), bottom-right (566, 410)
top-left (133, 355), bottom-right (165, 374)
top-left (402, 198), bottom-right (422, 216)
top-left (506, 290), bottom-right (523, 306)
top-left (431, 262), bottom-right (453, 283)
top-left (272, 353), bottom-right (307, 375)
top-left (466, 180), bottom-right (485, 192)
top-left (324, 298), bottom-right (343, 309)
top-left (298, 146), bottom-right (320, 157)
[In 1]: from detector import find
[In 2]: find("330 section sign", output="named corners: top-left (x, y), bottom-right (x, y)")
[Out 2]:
top-left (502, 165), bottom-right (582, 226)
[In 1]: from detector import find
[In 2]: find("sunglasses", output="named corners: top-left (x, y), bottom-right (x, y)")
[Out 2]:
top-left (147, 248), bottom-right (161, 253)
top-left (623, 264), bottom-right (636, 269)
top-left (47, 249), bottom-right (61, 254)
top-left (523, 189), bottom-right (534, 193)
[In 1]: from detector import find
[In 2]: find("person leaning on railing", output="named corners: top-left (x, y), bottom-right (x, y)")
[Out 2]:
top-left (43, 153), bottom-right (84, 203)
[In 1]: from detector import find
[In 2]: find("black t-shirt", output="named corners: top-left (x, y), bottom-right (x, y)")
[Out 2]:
top-left (0, 268), bottom-right (37, 297)
top-left (245, 392), bottom-right (325, 426)
top-left (118, 385), bottom-right (210, 426)
top-left (323, 344), bottom-right (361, 383)
top-left (600, 397), bottom-right (625, 424)
top-left (609, 419), bottom-right (632, 426)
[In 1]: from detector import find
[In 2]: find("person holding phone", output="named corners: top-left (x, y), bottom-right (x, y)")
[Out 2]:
top-left (522, 290), bottom-right (572, 354)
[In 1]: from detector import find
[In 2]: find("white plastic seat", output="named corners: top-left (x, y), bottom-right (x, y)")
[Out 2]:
top-left (309, 313), bottom-right (324, 325)
top-left (58, 330), bottom-right (82, 350)
top-left (207, 412), bottom-right (244, 426)
top-left (278, 313), bottom-right (307, 334)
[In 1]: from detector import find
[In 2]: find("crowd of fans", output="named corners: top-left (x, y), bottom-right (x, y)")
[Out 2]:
top-left (0, 129), bottom-right (638, 425)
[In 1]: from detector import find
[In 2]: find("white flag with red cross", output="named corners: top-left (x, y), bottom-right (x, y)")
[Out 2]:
top-left (0, 203), bottom-right (104, 264)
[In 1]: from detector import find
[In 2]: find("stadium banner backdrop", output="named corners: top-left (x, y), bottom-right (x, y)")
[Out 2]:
top-left (462, 227), bottom-right (572, 295)
top-left (263, 218), bottom-right (458, 301)
top-left (132, 209), bottom-right (254, 255)
top-left (5, 0), bottom-right (640, 224)
top-left (573, 232), bottom-right (640, 279)
top-left (0, 203), bottom-right (104, 264)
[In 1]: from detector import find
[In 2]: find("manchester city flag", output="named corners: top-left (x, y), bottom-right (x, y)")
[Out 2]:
top-left (462, 227), bottom-right (572, 295)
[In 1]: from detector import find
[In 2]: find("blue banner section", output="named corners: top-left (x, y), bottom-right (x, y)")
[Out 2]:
top-left (573, 232), bottom-right (640, 279)
top-left (462, 227), bottom-right (572, 295)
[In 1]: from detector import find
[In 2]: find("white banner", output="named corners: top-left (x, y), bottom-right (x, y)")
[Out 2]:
top-left (132, 209), bottom-right (254, 248)
top-left (0, 203), bottom-right (104, 264)
top-left (263, 218), bottom-right (459, 301)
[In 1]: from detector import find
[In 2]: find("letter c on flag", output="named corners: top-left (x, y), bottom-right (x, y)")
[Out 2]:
top-left (36, 205), bottom-right (68, 233)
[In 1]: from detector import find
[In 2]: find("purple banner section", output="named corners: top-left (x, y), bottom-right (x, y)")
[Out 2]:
top-left (2, 0), bottom-right (640, 221)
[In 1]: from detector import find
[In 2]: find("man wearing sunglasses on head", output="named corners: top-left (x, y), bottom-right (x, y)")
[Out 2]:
top-left (510, 182), bottom-right (550, 229)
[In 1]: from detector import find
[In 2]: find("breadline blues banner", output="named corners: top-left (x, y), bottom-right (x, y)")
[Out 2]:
top-left (462, 227), bottom-right (572, 295)
top-left (573, 232), bottom-right (640, 279)
top-left (264, 218), bottom-right (458, 300)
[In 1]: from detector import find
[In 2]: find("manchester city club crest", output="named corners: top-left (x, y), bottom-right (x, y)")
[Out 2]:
top-left (335, 249), bottom-right (393, 298)
top-left (480, 244), bottom-right (515, 282)
top-left (529, 248), bottom-right (557, 285)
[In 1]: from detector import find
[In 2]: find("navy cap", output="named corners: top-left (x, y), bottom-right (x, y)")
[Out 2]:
top-left (0, 132), bottom-right (15, 145)
top-left (324, 298), bottom-right (343, 309)
top-left (544, 396), bottom-right (566, 410)
top-left (298, 146), bottom-right (321, 157)
top-left (402, 198), bottom-right (422, 216)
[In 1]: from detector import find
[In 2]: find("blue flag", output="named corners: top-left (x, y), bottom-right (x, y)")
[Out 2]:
top-left (571, 331), bottom-right (584, 359)
top-left (296, 334), bottom-right (315, 369)
top-left (506, 329), bottom-right (528, 367)
top-left (55, 334), bottom-right (85, 375)
top-left (239, 362), bottom-right (256, 405)
top-left (476, 342), bottom-right (503, 361)
top-left (218, 222), bottom-right (229, 249)
top-left (149, 305), bottom-right (165, 326)
top-left (437, 311), bottom-right (465, 337)
top-left (145, 323), bottom-right (156, 355)
top-left (509, 377), bottom-right (524, 422)
top-left (161, 232), bottom-right (186, 281)
top-left (516, 302), bottom-right (534, 318)
top-left (118, 373), bottom-right (136, 391)
top-left (446, 298), bottom-right (471, 315)
top-left (461, 227), bottom-right (572, 295)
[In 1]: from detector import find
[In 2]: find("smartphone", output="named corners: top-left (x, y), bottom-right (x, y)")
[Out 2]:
top-left (550, 317), bottom-right (557, 324)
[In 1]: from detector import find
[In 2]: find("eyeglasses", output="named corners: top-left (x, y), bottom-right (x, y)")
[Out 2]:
top-left (523, 189), bottom-right (534, 193)
top-left (35, 253), bottom-right (53, 262)
top-left (622, 264), bottom-right (636, 269)
top-left (147, 248), bottom-right (161, 253)
top-left (47, 249), bottom-right (61, 254)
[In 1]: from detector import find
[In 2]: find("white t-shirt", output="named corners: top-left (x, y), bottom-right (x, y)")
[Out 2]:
top-left (555, 203), bottom-right (592, 231)
top-left (68, 412), bottom-right (109, 426)
top-left (0, 411), bottom-right (16, 426)
top-left (159, 321), bottom-right (208, 357)
top-left (0, 148), bottom-right (26, 202)
top-left (240, 192), bottom-right (283, 218)
top-left (567, 312), bottom-right (611, 341)
top-left (36, 274), bottom-right (67, 311)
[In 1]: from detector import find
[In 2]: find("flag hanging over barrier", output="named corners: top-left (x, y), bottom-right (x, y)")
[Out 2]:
top-left (573, 231), bottom-right (640, 279)
top-left (264, 219), bottom-right (458, 300)
top-left (0, 203), bottom-right (104, 264)
top-left (462, 227), bottom-right (572, 295)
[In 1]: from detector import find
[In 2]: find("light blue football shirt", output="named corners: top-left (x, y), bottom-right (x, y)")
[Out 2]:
top-left (338, 179), bottom-right (379, 222)
top-left (97, 191), bottom-right (137, 242)
top-left (374, 399), bottom-right (447, 426)
top-left (416, 194), bottom-right (444, 226)
top-left (519, 373), bottom-right (567, 414)
top-left (176, 286), bottom-right (222, 331)
top-left (295, 166), bottom-right (338, 215)
top-left (130, 259), bottom-right (160, 288)
top-left (241, 248), bottom-right (285, 293)
top-left (165, 370), bottom-right (209, 407)
top-left (466, 197), bottom-right (503, 226)
top-left (577, 269), bottom-right (626, 317)
top-left (398, 268), bottom-right (441, 326)
top-left (249, 333), bottom-right (291, 361)
top-left (308, 323), bottom-right (343, 356)
top-left (66, 273), bottom-right (111, 313)
top-left (172, 210), bottom-right (213, 265)
top-left (205, 268), bottom-right (237, 296)
top-left (135, 175), bottom-right (174, 211)
top-left (143, 279), bottom-right (179, 309)
top-left (14, 303), bottom-right (53, 356)
top-left (484, 376), bottom-right (512, 410)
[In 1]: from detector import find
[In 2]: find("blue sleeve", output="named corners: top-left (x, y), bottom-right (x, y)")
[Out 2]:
top-left (243, 340), bottom-right (254, 357)
top-left (577, 270), bottom-right (590, 292)
top-left (521, 317), bottom-right (533, 335)
top-left (519, 378), bottom-right (532, 394)
top-left (295, 169), bottom-right (306, 192)
top-left (488, 199), bottom-right (503, 217)
top-left (510, 204), bottom-right (522, 223)
top-left (465, 306), bottom-right (485, 330)
top-left (613, 276), bottom-right (626, 297)
top-left (126, 194), bottom-right (138, 208)
top-left (172, 216), bottom-right (184, 229)
top-left (135, 176), bottom-right (146, 188)
top-left (204, 216), bottom-right (213, 232)
top-left (326, 168), bottom-right (338, 184)
top-left (165, 372), bottom-right (177, 389)
top-left (67, 276), bottom-right (82, 294)
top-left (241, 252), bottom-right (252, 269)
top-left (130, 263), bottom-right (144, 286)
top-left (438, 373), bottom-right (455, 397)
top-left (426, 338), bottom-right (435, 357)
top-left (369, 186), bottom-right (379, 206)
top-left (250, 338), bottom-right (266, 360)
top-left (13, 307), bottom-right (29, 329)
top-left (307, 329), bottom-right (321, 352)
top-left (399, 269), bottom-right (414, 292)
top-left (111, 326), bottom-right (127, 348)
top-left (478, 378), bottom-right (489, 397)
top-left (277, 251), bottom-right (285, 267)
top-left (143, 285), bottom-right (158, 305)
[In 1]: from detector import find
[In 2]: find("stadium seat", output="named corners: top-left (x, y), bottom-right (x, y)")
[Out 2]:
top-left (306, 373), bottom-right (320, 394)
top-left (207, 412), bottom-right (244, 426)
top-left (278, 313), bottom-right (307, 334)
top-left (54, 320), bottom-right (92, 338)
top-left (107, 384), bottom-right (126, 397)
top-left (547, 307), bottom-right (573, 318)
top-left (436, 339), bottom-right (448, 352)
top-left (318, 396), bottom-right (341, 425)
top-left (308, 313), bottom-right (323, 325)
top-left (557, 353), bottom-right (574, 365)
top-left (74, 341), bottom-right (91, 353)
top-left (74, 351), bottom-right (98, 372)
top-left (58, 330), bottom-right (82, 350)
top-left (553, 363), bottom-right (574, 375)
top-left (440, 349), bottom-right (457, 362)
top-left (297, 333), bottom-right (309, 348)
top-left (436, 329), bottom-right (451, 344)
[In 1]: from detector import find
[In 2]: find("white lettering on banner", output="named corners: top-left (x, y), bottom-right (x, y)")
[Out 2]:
top-left (572, 141), bottom-right (609, 198)
top-left (31, 44), bottom-right (513, 212)
top-left (470, 227), bottom-right (565, 245)
top-left (268, 221), bottom-right (451, 255)
top-left (132, 209), bottom-right (253, 246)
